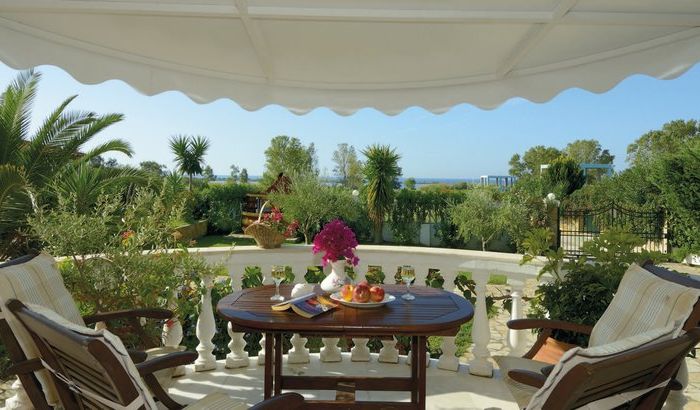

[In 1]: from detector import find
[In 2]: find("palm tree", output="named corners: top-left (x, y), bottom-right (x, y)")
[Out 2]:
top-left (0, 70), bottom-right (131, 258)
top-left (169, 135), bottom-right (210, 190)
top-left (362, 144), bottom-right (401, 243)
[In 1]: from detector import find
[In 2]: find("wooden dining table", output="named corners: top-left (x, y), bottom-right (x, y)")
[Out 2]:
top-left (217, 284), bottom-right (474, 409)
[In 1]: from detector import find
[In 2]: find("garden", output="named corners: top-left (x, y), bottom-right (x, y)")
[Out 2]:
top-left (1, 70), bottom-right (699, 378)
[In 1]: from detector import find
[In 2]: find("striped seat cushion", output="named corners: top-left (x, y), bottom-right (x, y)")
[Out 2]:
top-left (0, 253), bottom-right (85, 405)
top-left (589, 263), bottom-right (700, 347)
top-left (526, 322), bottom-right (681, 409)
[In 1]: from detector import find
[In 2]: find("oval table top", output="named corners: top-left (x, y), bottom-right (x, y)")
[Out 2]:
top-left (217, 284), bottom-right (474, 337)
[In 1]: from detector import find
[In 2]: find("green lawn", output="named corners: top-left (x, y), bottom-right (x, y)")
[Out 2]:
top-left (193, 235), bottom-right (257, 248)
top-left (457, 271), bottom-right (508, 285)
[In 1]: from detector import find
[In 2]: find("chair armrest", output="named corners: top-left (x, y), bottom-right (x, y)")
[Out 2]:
top-left (508, 369), bottom-right (547, 389)
top-left (83, 308), bottom-right (173, 325)
top-left (507, 319), bottom-right (594, 335)
top-left (250, 393), bottom-right (305, 410)
top-left (128, 349), bottom-right (148, 364)
top-left (136, 351), bottom-right (197, 376)
top-left (7, 358), bottom-right (43, 375)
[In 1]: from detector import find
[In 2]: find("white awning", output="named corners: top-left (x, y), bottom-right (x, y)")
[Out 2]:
top-left (1, 0), bottom-right (699, 115)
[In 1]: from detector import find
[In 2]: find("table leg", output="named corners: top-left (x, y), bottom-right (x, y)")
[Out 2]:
top-left (417, 336), bottom-right (427, 410)
top-left (411, 336), bottom-right (418, 404)
top-left (264, 332), bottom-right (273, 399)
top-left (274, 333), bottom-right (283, 396)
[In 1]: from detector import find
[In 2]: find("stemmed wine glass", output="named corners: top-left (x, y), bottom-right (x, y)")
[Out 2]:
top-left (270, 265), bottom-right (286, 301)
top-left (400, 265), bottom-right (416, 301)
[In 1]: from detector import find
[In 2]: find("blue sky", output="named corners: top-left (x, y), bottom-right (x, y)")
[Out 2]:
top-left (1, 61), bottom-right (699, 179)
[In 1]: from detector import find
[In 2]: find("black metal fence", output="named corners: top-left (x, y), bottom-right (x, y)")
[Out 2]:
top-left (558, 202), bottom-right (667, 257)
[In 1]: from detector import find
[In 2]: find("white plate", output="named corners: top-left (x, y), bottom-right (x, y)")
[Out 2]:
top-left (330, 292), bottom-right (396, 308)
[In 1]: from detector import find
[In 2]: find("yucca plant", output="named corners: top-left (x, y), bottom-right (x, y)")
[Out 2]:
top-left (169, 135), bottom-right (210, 190)
top-left (362, 144), bottom-right (401, 243)
top-left (0, 70), bottom-right (132, 259)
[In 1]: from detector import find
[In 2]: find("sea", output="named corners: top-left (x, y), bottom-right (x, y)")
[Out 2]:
top-left (213, 175), bottom-right (480, 189)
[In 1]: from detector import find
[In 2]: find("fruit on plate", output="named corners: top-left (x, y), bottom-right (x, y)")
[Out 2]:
top-left (369, 285), bottom-right (385, 302)
top-left (340, 284), bottom-right (354, 301)
top-left (352, 283), bottom-right (371, 303)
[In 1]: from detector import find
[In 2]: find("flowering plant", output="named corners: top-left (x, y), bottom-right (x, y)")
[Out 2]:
top-left (312, 219), bottom-right (359, 266)
top-left (259, 207), bottom-right (298, 238)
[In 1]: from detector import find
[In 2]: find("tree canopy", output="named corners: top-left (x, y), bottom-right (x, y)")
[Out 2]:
top-left (262, 136), bottom-right (317, 185)
top-left (332, 143), bottom-right (363, 189)
top-left (564, 139), bottom-right (614, 164)
top-left (169, 135), bottom-right (210, 190)
top-left (627, 119), bottom-right (700, 166)
top-left (508, 145), bottom-right (562, 177)
top-left (362, 144), bottom-right (402, 243)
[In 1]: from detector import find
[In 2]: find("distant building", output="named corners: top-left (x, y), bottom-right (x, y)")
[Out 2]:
top-left (480, 175), bottom-right (517, 189)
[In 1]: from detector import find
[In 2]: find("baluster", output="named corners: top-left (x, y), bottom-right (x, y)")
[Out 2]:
top-left (320, 337), bottom-right (342, 362)
top-left (406, 347), bottom-right (430, 367)
top-left (4, 378), bottom-right (31, 410)
top-left (437, 337), bottom-right (459, 371)
top-left (194, 274), bottom-right (217, 372)
top-left (288, 334), bottom-right (310, 364)
top-left (468, 270), bottom-right (493, 377)
top-left (258, 334), bottom-right (267, 365)
top-left (378, 336), bottom-right (399, 363)
top-left (226, 322), bottom-right (249, 368)
top-left (507, 279), bottom-right (527, 356)
top-left (350, 338), bottom-right (370, 362)
top-left (163, 289), bottom-right (186, 376)
top-left (667, 360), bottom-right (689, 408)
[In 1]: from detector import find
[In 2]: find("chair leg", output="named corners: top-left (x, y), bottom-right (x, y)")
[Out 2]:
top-left (143, 373), bottom-right (185, 410)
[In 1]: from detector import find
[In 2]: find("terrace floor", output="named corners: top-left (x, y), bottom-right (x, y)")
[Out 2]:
top-left (164, 354), bottom-right (520, 409)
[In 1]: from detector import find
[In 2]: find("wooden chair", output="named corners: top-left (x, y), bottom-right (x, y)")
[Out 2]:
top-left (498, 262), bottom-right (700, 407)
top-left (0, 253), bottom-right (183, 409)
top-left (520, 327), bottom-right (700, 409)
top-left (6, 299), bottom-right (306, 410)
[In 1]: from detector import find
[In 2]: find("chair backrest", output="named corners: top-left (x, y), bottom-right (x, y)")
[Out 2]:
top-left (589, 262), bottom-right (700, 347)
top-left (537, 327), bottom-right (700, 410)
top-left (0, 253), bottom-right (85, 406)
top-left (6, 299), bottom-right (157, 410)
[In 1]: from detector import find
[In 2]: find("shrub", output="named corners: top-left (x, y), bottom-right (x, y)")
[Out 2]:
top-left (526, 229), bottom-right (670, 345)
top-left (192, 183), bottom-right (255, 234)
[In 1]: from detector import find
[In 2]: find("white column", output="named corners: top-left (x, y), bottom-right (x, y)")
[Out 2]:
top-left (351, 338), bottom-right (370, 362)
top-left (468, 270), bottom-right (493, 377)
top-left (378, 336), bottom-right (399, 364)
top-left (4, 378), bottom-right (31, 410)
top-left (320, 337), bottom-right (342, 362)
top-left (507, 279), bottom-right (528, 357)
top-left (406, 348), bottom-right (430, 367)
top-left (437, 336), bottom-right (459, 371)
top-left (225, 322), bottom-right (249, 368)
top-left (288, 334), bottom-right (310, 364)
top-left (194, 274), bottom-right (217, 372)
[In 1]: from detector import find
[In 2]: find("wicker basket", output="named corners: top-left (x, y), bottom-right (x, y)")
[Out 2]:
top-left (245, 201), bottom-right (286, 249)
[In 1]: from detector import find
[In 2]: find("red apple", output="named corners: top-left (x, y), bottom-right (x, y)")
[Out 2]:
top-left (358, 280), bottom-right (370, 288)
top-left (369, 286), bottom-right (385, 302)
top-left (353, 285), bottom-right (371, 303)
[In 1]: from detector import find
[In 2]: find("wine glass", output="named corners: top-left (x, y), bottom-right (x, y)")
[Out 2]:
top-left (400, 265), bottom-right (416, 301)
top-left (270, 265), bottom-right (286, 301)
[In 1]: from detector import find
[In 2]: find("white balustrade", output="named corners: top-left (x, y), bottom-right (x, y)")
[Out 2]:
top-left (378, 336), bottom-right (399, 363)
top-left (226, 322), bottom-right (250, 368)
top-left (162, 290), bottom-right (183, 349)
top-left (467, 270), bottom-right (493, 377)
top-left (320, 337), bottom-right (342, 362)
top-left (288, 334), bottom-right (310, 364)
top-left (4, 378), bottom-right (31, 410)
top-left (350, 338), bottom-right (370, 362)
top-left (406, 348), bottom-right (430, 367)
top-left (190, 245), bottom-right (543, 375)
top-left (507, 279), bottom-right (527, 356)
top-left (194, 274), bottom-right (217, 372)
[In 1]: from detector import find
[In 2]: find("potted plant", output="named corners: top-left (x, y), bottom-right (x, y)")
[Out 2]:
top-left (313, 220), bottom-right (360, 292)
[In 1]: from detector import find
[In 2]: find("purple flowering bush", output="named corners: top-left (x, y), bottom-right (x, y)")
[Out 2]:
top-left (312, 219), bottom-right (359, 266)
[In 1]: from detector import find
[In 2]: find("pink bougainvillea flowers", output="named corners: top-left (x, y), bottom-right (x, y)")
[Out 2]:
top-left (312, 219), bottom-right (359, 266)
